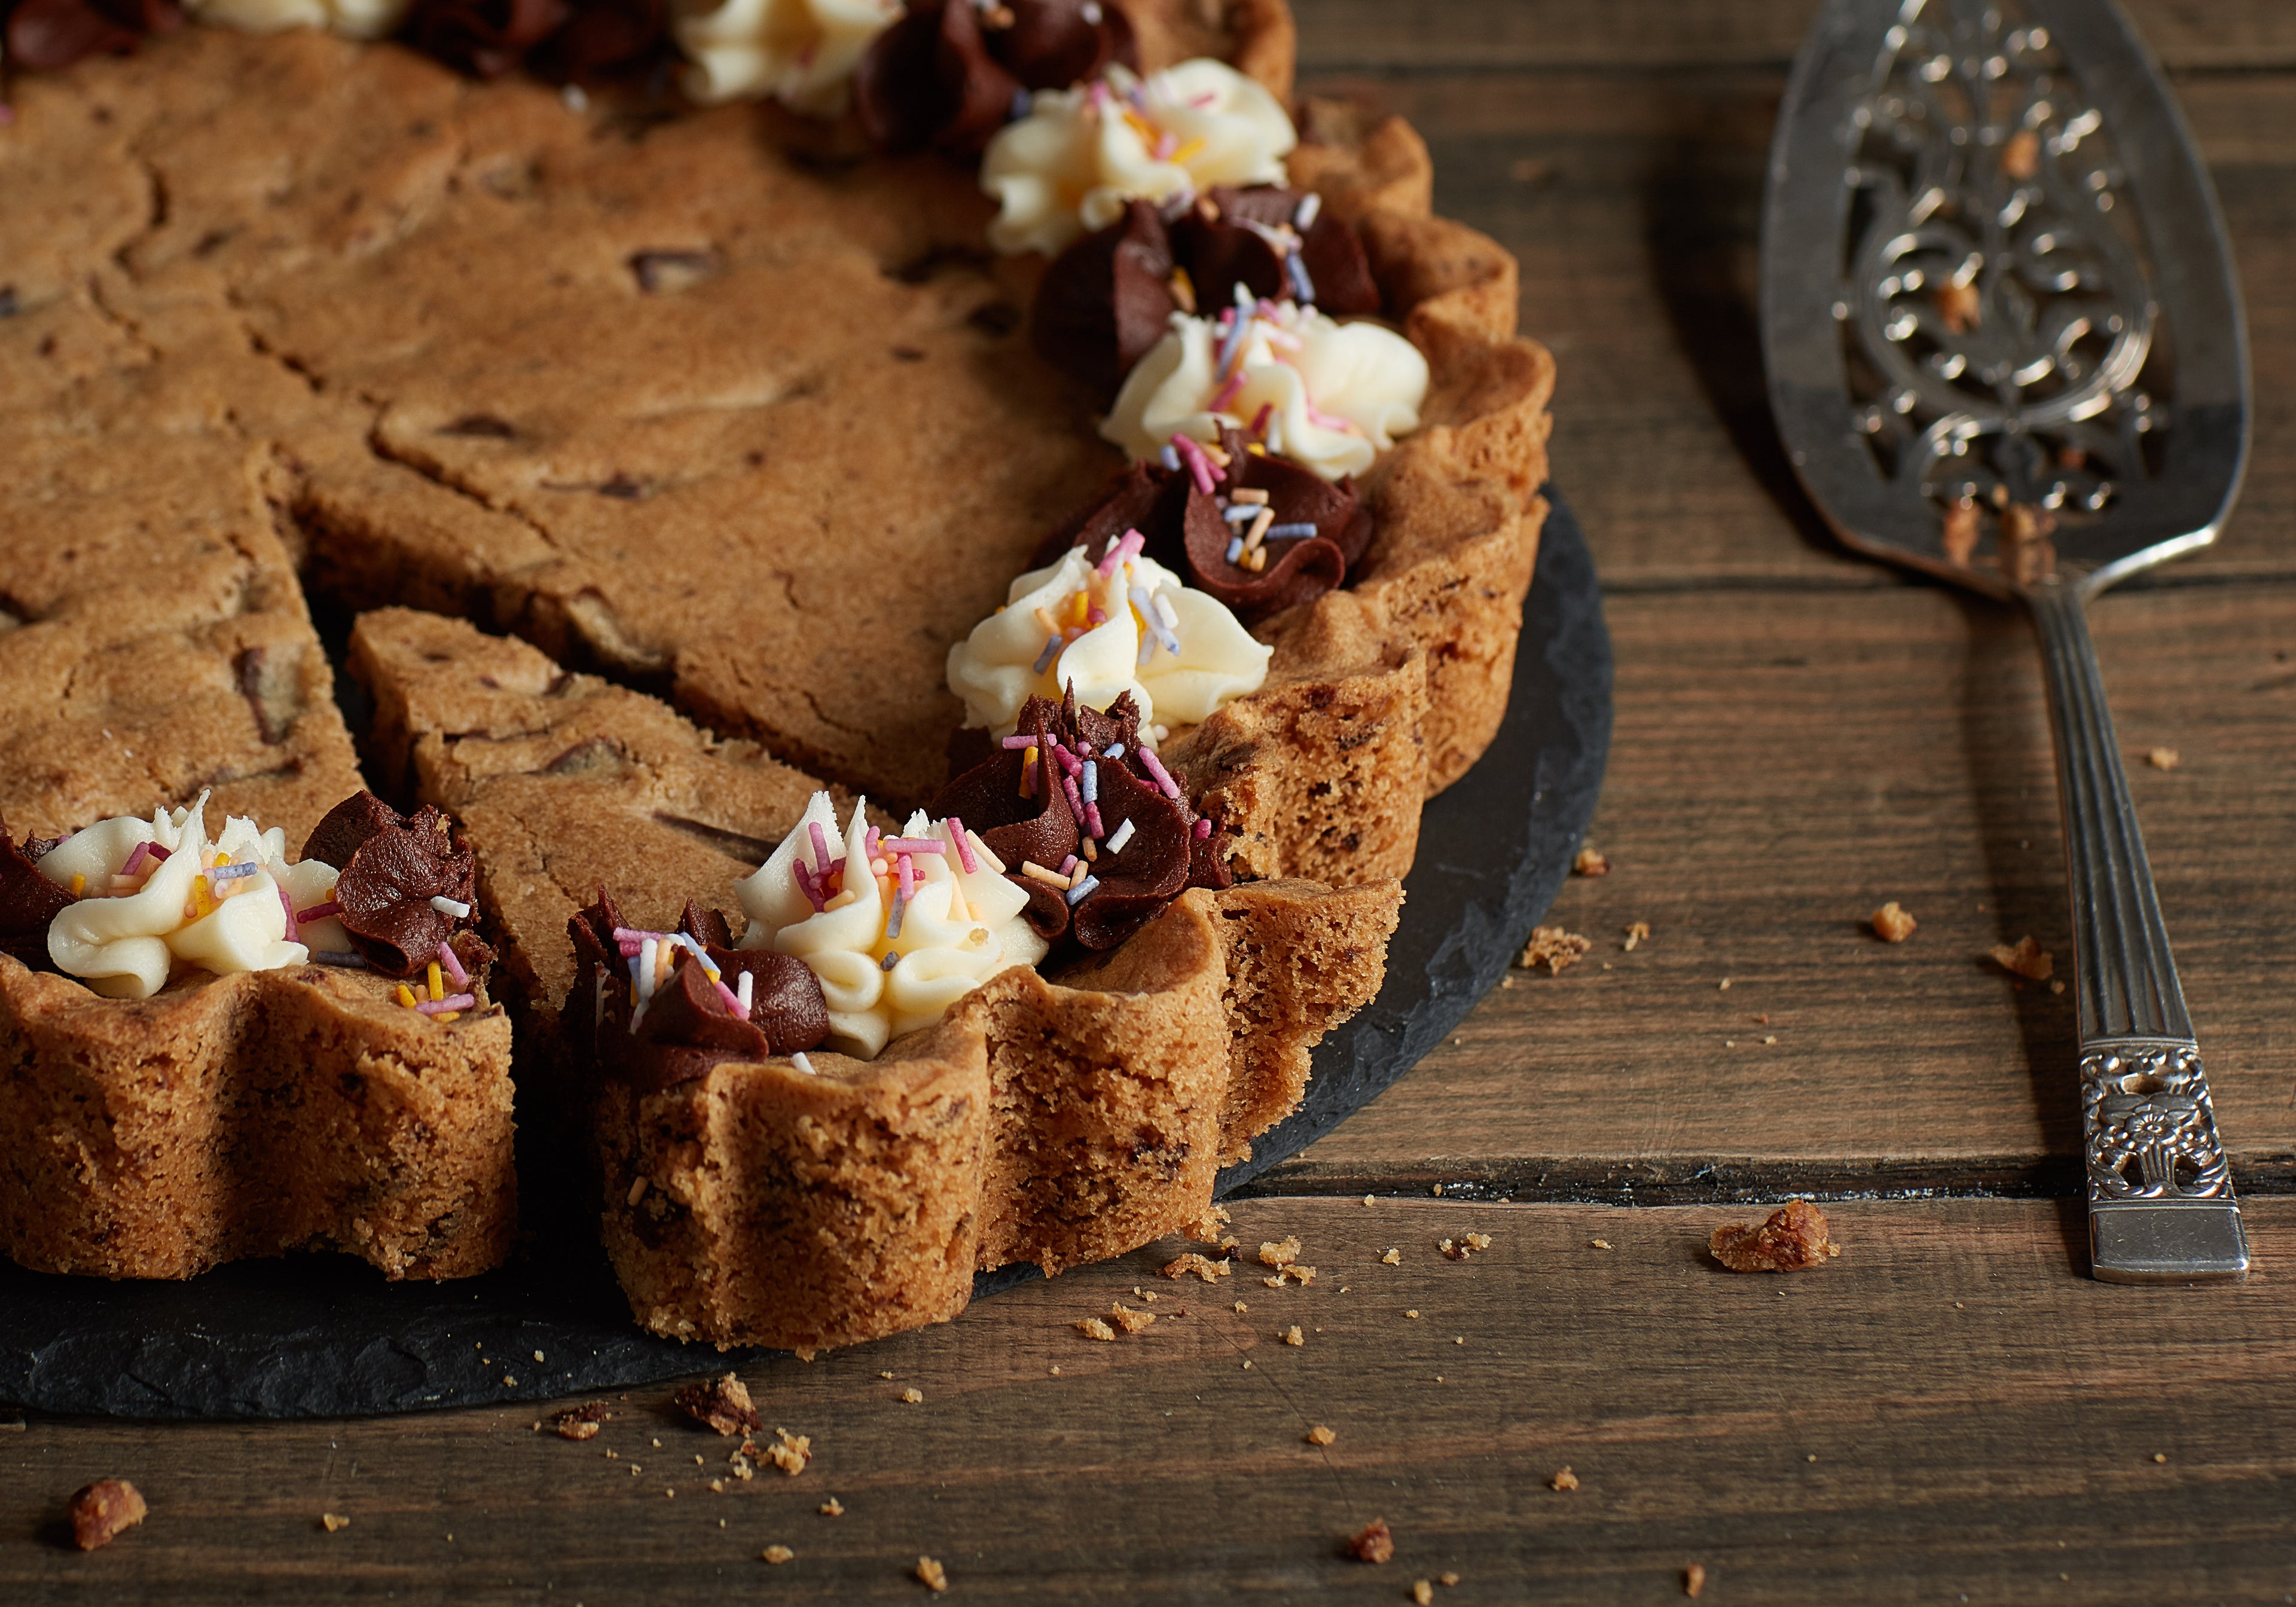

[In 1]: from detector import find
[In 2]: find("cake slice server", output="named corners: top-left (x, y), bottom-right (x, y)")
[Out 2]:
top-left (1760, 0), bottom-right (2251, 1281)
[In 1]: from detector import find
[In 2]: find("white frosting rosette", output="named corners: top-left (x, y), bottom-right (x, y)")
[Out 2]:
top-left (1103, 301), bottom-right (1430, 481)
top-left (182, 0), bottom-right (408, 37)
top-left (672, 0), bottom-right (900, 112)
top-left (737, 793), bottom-right (1045, 1060)
top-left (35, 792), bottom-right (349, 1000)
top-left (982, 59), bottom-right (1295, 256)
top-left (947, 545), bottom-right (1271, 738)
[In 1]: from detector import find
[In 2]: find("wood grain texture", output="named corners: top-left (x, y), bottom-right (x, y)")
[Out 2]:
top-left (1285, 68), bottom-right (2296, 589)
top-left (1271, 583), bottom-right (2296, 1196)
top-left (1296, 0), bottom-right (2296, 72)
top-left (8, 1198), bottom-right (2296, 1605)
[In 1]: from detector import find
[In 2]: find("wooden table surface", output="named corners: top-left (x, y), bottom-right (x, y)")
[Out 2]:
top-left (10, 3), bottom-right (2296, 1601)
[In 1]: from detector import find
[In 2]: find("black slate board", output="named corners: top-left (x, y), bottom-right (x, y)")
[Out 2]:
top-left (0, 491), bottom-right (1610, 1420)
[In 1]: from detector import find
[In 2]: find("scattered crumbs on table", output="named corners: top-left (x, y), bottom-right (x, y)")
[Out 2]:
top-left (1764, 1034), bottom-right (1778, 1044)
top-left (1441, 1572), bottom-right (1462, 1587)
top-left (1591, 1239), bottom-right (1612, 1250)
top-left (762, 1545), bottom-right (794, 1565)
top-left (1871, 901), bottom-right (1918, 942)
top-left (1405, 1309), bottom-right (1421, 1319)
top-left (1573, 847), bottom-right (1610, 876)
top-left (1519, 925), bottom-right (1591, 974)
top-left (1414, 1581), bottom-right (1435, 1605)
top-left (915, 1555), bottom-right (949, 1592)
top-left (1280, 1325), bottom-right (1303, 1346)
top-left (501, 1375), bottom-right (518, 1387)
top-left (900, 1388), bottom-right (924, 1404)
top-left (69, 1478), bottom-right (145, 1551)
top-left (1806, 1453), bottom-right (1818, 1463)
top-left (1382, 1248), bottom-right (1402, 1265)
top-left (1685, 1562), bottom-right (1708, 1597)
top-left (1711, 1200), bottom-right (1839, 1272)
top-left (320, 1513), bottom-right (350, 1533)
top-left (1989, 935), bottom-right (2054, 980)
top-left (532, 1350), bottom-right (545, 1364)
top-left (1364, 1194), bottom-right (1376, 1206)
top-left (2152, 1453), bottom-right (2168, 1464)
top-left (2146, 746), bottom-right (2179, 770)
top-left (1349, 1518), bottom-right (1395, 1563)
top-left (1258, 1236), bottom-right (1303, 1267)
top-left (1622, 921), bottom-right (1651, 952)
top-left (1049, 1364), bottom-right (1061, 1375)
top-left (1234, 1300), bottom-right (1249, 1313)
top-left (764, 1429), bottom-right (811, 1477)
top-left (1550, 1467), bottom-right (1579, 1492)
top-left (820, 1498), bottom-right (845, 1516)
top-left (1718, 977), bottom-right (1731, 991)
top-left (1076, 1316), bottom-right (1118, 1342)
top-left (1306, 1425), bottom-right (1336, 1446)
top-left (670, 1377), bottom-right (762, 1441)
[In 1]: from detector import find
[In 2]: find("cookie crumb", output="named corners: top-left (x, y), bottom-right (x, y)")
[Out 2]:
top-left (1440, 1238), bottom-right (1466, 1261)
top-left (2152, 1452), bottom-right (2167, 1464)
top-left (1282, 1325), bottom-right (1304, 1346)
top-left (1871, 901), bottom-right (1917, 942)
top-left (320, 1513), bottom-right (351, 1533)
top-left (1519, 925), bottom-right (1591, 974)
top-left (1382, 1248), bottom-right (1402, 1265)
top-left (916, 1555), bottom-right (949, 1592)
top-left (762, 1545), bottom-right (794, 1565)
top-left (1258, 1236), bottom-right (1302, 1267)
top-left (1109, 1303), bottom-right (1155, 1335)
top-left (766, 1428), bottom-right (812, 1475)
top-left (2147, 746), bottom-right (2180, 771)
top-left (1622, 921), bottom-right (1651, 952)
top-left (673, 1373), bottom-right (761, 1437)
top-left (553, 1403), bottom-right (610, 1440)
top-left (68, 1480), bottom-right (147, 1551)
top-left (1709, 1200), bottom-right (1839, 1272)
top-left (1306, 1425), bottom-right (1336, 1446)
top-left (1350, 1518), bottom-right (1395, 1563)
top-left (1076, 1316), bottom-right (1118, 1342)
top-left (1590, 1239), bottom-right (1611, 1250)
top-left (1161, 1252), bottom-right (1229, 1284)
top-left (1465, 1233), bottom-right (1492, 1251)
top-left (1990, 936), bottom-right (2054, 980)
top-left (900, 1387), bottom-right (924, 1404)
top-left (1440, 1573), bottom-right (1461, 1587)
top-left (820, 1498), bottom-right (845, 1515)
top-left (1414, 1582), bottom-right (1436, 1605)
top-left (1550, 1467), bottom-right (1579, 1491)
top-left (1572, 847), bottom-right (1610, 876)
top-left (1405, 1309), bottom-right (1420, 1319)
top-left (1685, 1562), bottom-right (1708, 1597)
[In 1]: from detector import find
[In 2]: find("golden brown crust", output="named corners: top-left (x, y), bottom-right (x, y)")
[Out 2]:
top-left (590, 882), bottom-right (1395, 1351)
top-left (0, 958), bottom-right (515, 1280)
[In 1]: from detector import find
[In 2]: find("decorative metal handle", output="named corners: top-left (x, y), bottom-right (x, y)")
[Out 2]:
top-left (2027, 579), bottom-right (2248, 1283)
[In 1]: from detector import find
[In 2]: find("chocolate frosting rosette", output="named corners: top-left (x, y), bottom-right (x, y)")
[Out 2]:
top-left (930, 688), bottom-right (1231, 955)
top-left (1033, 184), bottom-right (1382, 401)
top-left (569, 890), bottom-right (830, 1092)
top-left (2, 0), bottom-right (178, 72)
top-left (854, 0), bottom-right (1134, 156)
top-left (1032, 422), bottom-right (1372, 624)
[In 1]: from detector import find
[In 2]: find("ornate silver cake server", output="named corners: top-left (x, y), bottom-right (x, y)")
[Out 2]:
top-left (1761, 0), bottom-right (2251, 1281)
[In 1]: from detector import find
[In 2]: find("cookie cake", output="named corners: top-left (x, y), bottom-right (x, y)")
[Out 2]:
top-left (0, 0), bottom-right (1555, 1353)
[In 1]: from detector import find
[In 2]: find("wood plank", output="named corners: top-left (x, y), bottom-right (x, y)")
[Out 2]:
top-left (1287, 65), bottom-right (2296, 588)
top-left (8, 1197), bottom-right (2296, 1603)
top-left (1270, 582), bottom-right (2296, 1196)
top-left (1295, 0), bottom-right (2296, 73)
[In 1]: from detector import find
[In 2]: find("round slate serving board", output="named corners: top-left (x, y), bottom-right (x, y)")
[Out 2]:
top-left (0, 492), bottom-right (1610, 1420)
